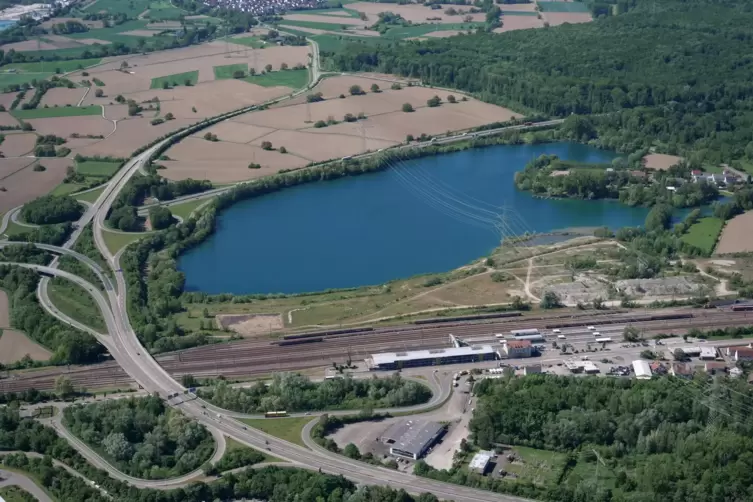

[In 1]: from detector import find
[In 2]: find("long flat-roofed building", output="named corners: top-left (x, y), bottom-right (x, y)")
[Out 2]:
top-left (381, 419), bottom-right (445, 460)
top-left (633, 360), bottom-right (652, 379)
top-left (367, 345), bottom-right (498, 371)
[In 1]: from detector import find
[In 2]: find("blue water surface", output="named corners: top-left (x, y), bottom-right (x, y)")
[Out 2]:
top-left (180, 142), bottom-right (651, 294)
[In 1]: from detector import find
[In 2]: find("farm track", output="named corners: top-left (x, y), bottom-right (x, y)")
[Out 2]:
top-left (1, 309), bottom-right (750, 393)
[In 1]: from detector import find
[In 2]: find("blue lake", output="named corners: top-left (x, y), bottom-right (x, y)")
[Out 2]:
top-left (180, 142), bottom-right (653, 294)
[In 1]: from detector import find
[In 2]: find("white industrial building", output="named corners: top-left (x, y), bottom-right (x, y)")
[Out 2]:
top-left (469, 450), bottom-right (495, 474)
top-left (633, 360), bottom-right (652, 379)
top-left (367, 345), bottom-right (498, 371)
top-left (582, 361), bottom-right (600, 374)
top-left (381, 419), bottom-right (445, 460)
top-left (700, 346), bottom-right (717, 360)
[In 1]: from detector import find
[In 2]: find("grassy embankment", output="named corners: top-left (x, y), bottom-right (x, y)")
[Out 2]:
top-left (47, 278), bottom-right (107, 332)
top-left (681, 217), bottom-right (724, 255)
top-left (239, 417), bottom-right (313, 447)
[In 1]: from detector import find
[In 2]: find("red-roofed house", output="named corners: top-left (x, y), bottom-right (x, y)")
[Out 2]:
top-left (725, 345), bottom-right (753, 362)
top-left (504, 340), bottom-right (532, 358)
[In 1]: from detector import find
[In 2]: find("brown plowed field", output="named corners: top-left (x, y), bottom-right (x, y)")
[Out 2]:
top-left (103, 104), bottom-right (132, 121)
top-left (0, 290), bottom-right (8, 326)
top-left (500, 3), bottom-right (537, 11)
top-left (40, 87), bottom-right (88, 106)
top-left (0, 157), bottom-right (36, 180)
top-left (189, 120), bottom-right (276, 144)
top-left (493, 16), bottom-right (545, 32)
top-left (643, 153), bottom-right (683, 170)
top-left (1, 133), bottom-right (36, 157)
top-left (27, 116), bottom-right (112, 138)
top-left (543, 12), bottom-right (593, 26)
top-left (2, 40), bottom-right (58, 51)
top-left (0, 158), bottom-right (70, 213)
top-left (716, 211), bottom-right (753, 254)
top-left (162, 75), bottom-right (518, 182)
top-left (0, 330), bottom-right (52, 364)
top-left (0, 112), bottom-right (19, 127)
top-left (73, 117), bottom-right (200, 157)
top-left (162, 137), bottom-right (307, 182)
top-left (0, 92), bottom-right (18, 110)
top-left (348, 2), bottom-right (486, 23)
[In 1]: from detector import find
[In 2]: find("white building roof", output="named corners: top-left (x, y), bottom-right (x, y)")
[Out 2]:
top-left (469, 451), bottom-right (495, 471)
top-left (582, 361), bottom-right (600, 373)
top-left (633, 360), bottom-right (652, 379)
top-left (700, 346), bottom-right (717, 358)
top-left (679, 346), bottom-right (701, 355)
top-left (370, 345), bottom-right (496, 366)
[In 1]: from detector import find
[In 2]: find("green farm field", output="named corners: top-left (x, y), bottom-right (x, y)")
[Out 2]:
top-left (2, 58), bottom-right (101, 73)
top-left (537, 1), bottom-right (590, 12)
top-left (244, 69), bottom-right (308, 89)
top-left (76, 160), bottom-right (122, 178)
top-left (11, 105), bottom-right (101, 119)
top-left (230, 36), bottom-right (267, 48)
top-left (213, 63), bottom-right (248, 79)
top-left (0, 72), bottom-right (53, 89)
top-left (151, 71), bottom-right (199, 89)
top-left (681, 217), bottom-right (724, 254)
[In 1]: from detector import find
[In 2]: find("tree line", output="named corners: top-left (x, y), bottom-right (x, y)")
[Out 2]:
top-left (514, 154), bottom-right (719, 208)
top-left (198, 373), bottom-right (432, 413)
top-left (62, 395), bottom-right (214, 479)
top-left (326, 0), bottom-right (753, 165)
top-left (0, 265), bottom-right (105, 365)
top-left (19, 194), bottom-right (84, 225)
top-left (0, 404), bottom-right (444, 502)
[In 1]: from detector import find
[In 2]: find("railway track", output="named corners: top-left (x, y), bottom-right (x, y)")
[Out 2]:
top-left (2, 309), bottom-right (750, 393)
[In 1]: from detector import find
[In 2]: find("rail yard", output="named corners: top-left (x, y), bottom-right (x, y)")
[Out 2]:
top-left (2, 307), bottom-right (750, 393)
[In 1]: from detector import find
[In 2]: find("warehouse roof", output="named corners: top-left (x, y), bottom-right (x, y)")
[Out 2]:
top-left (506, 340), bottom-right (532, 349)
top-left (382, 419), bottom-right (444, 455)
top-left (370, 345), bottom-right (496, 366)
top-left (633, 360), bottom-right (652, 379)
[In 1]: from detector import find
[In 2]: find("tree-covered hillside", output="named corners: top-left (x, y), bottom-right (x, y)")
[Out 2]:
top-left (329, 0), bottom-right (753, 165)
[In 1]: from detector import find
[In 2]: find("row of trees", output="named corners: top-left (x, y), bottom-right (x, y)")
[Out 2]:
top-left (198, 373), bottom-right (432, 413)
top-left (62, 396), bottom-right (214, 479)
top-left (0, 404), bottom-right (443, 502)
top-left (327, 0), bottom-right (753, 164)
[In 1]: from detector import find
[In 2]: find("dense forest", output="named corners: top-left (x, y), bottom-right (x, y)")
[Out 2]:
top-left (199, 373), bottom-right (432, 413)
top-left (0, 405), bottom-right (443, 502)
top-left (19, 194), bottom-right (83, 225)
top-left (62, 396), bottom-right (215, 479)
top-left (0, 265), bottom-right (104, 365)
top-left (514, 154), bottom-right (719, 207)
top-left (329, 0), bottom-right (753, 164)
top-left (462, 375), bottom-right (753, 502)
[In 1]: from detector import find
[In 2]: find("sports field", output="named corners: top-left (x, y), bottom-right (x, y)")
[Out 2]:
top-left (150, 71), bottom-right (200, 89)
top-left (11, 105), bottom-right (101, 119)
